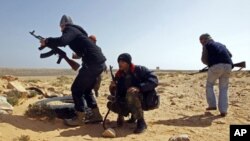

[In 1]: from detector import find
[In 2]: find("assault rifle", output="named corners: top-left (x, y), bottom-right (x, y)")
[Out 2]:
top-left (189, 61), bottom-right (246, 75)
top-left (29, 30), bottom-right (80, 71)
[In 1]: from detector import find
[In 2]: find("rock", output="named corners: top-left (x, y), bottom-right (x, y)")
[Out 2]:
top-left (26, 87), bottom-right (45, 95)
top-left (82, 135), bottom-right (92, 140)
top-left (0, 96), bottom-right (13, 114)
top-left (171, 101), bottom-right (176, 105)
top-left (47, 87), bottom-right (56, 92)
top-left (1, 75), bottom-right (18, 81)
top-left (7, 81), bottom-right (27, 95)
top-left (102, 128), bottom-right (116, 138)
top-left (45, 92), bottom-right (63, 98)
top-left (169, 134), bottom-right (190, 141)
top-left (62, 90), bottom-right (71, 96)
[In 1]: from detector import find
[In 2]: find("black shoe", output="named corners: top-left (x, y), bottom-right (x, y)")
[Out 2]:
top-left (84, 108), bottom-right (103, 124)
top-left (134, 118), bottom-right (147, 134)
top-left (127, 115), bottom-right (136, 123)
top-left (206, 107), bottom-right (217, 110)
top-left (117, 115), bottom-right (124, 127)
top-left (220, 113), bottom-right (227, 117)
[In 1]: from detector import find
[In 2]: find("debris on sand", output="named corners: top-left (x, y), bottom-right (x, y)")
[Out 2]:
top-left (0, 96), bottom-right (13, 114)
top-left (25, 96), bottom-right (75, 120)
top-left (169, 134), bottom-right (190, 141)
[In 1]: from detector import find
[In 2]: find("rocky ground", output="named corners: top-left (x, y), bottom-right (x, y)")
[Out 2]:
top-left (0, 70), bottom-right (250, 141)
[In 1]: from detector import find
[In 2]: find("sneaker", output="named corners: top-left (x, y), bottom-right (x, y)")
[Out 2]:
top-left (220, 113), bottom-right (227, 117)
top-left (64, 112), bottom-right (85, 127)
top-left (134, 118), bottom-right (147, 134)
top-left (84, 108), bottom-right (103, 124)
top-left (127, 115), bottom-right (136, 123)
top-left (206, 107), bottom-right (217, 110)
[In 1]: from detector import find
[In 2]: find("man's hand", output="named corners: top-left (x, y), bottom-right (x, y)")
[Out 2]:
top-left (72, 53), bottom-right (81, 59)
top-left (127, 87), bottom-right (140, 94)
top-left (40, 39), bottom-right (46, 48)
top-left (109, 81), bottom-right (116, 95)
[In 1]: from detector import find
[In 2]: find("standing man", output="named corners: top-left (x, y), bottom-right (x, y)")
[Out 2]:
top-left (72, 35), bottom-right (106, 97)
top-left (200, 33), bottom-right (233, 117)
top-left (108, 53), bottom-right (159, 133)
top-left (40, 15), bottom-right (106, 126)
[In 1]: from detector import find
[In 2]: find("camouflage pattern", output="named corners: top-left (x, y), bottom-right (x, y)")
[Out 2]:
top-left (126, 92), bottom-right (143, 119)
top-left (107, 92), bottom-right (143, 119)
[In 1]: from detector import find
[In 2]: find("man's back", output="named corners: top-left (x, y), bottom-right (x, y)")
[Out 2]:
top-left (205, 41), bottom-right (233, 67)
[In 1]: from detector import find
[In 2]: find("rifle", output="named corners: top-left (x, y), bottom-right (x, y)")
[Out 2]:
top-left (29, 30), bottom-right (80, 71)
top-left (189, 61), bottom-right (246, 75)
top-left (103, 65), bottom-right (116, 130)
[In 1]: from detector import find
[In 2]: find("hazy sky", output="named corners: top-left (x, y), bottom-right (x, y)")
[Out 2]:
top-left (0, 0), bottom-right (249, 70)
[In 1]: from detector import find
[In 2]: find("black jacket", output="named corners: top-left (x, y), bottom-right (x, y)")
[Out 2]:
top-left (115, 64), bottom-right (158, 102)
top-left (46, 24), bottom-right (106, 65)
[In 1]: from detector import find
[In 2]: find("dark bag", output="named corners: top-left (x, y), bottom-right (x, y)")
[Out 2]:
top-left (142, 90), bottom-right (160, 111)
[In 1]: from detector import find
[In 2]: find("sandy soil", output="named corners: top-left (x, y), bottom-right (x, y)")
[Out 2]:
top-left (0, 71), bottom-right (250, 141)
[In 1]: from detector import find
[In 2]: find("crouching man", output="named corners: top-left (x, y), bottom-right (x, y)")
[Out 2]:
top-left (108, 53), bottom-right (159, 134)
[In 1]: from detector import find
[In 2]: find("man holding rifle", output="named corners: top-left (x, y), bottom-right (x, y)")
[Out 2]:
top-left (40, 15), bottom-right (106, 126)
top-left (200, 33), bottom-right (233, 117)
top-left (108, 53), bottom-right (159, 133)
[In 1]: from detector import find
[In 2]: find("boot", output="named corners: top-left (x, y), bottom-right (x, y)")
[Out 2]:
top-left (134, 118), bottom-right (147, 134)
top-left (64, 111), bottom-right (85, 127)
top-left (85, 107), bottom-right (103, 124)
top-left (117, 114), bottom-right (124, 127)
top-left (127, 114), bottom-right (136, 123)
top-left (94, 90), bottom-right (99, 97)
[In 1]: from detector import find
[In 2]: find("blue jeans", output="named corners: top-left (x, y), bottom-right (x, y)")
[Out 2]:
top-left (206, 63), bottom-right (232, 113)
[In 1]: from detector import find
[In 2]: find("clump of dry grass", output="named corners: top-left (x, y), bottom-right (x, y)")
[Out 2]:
top-left (27, 90), bottom-right (38, 98)
top-left (13, 135), bottom-right (31, 141)
top-left (25, 104), bottom-right (56, 120)
top-left (6, 90), bottom-right (22, 106)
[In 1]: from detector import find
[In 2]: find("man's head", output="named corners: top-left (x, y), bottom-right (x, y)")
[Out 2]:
top-left (60, 15), bottom-right (73, 31)
top-left (199, 33), bottom-right (212, 46)
top-left (89, 35), bottom-right (97, 44)
top-left (117, 53), bottom-right (132, 72)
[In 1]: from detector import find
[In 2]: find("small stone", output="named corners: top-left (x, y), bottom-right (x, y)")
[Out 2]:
top-left (169, 134), bottom-right (190, 141)
top-left (102, 128), bottom-right (116, 138)
top-left (47, 87), bottom-right (55, 92)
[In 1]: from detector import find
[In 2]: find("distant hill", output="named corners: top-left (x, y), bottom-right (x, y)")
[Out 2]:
top-left (0, 68), bottom-right (76, 76)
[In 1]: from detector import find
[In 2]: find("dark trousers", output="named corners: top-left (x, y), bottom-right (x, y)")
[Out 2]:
top-left (71, 63), bottom-right (105, 112)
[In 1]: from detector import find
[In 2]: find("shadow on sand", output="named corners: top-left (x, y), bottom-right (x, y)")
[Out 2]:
top-left (154, 112), bottom-right (223, 127)
top-left (59, 120), bottom-right (136, 138)
top-left (0, 114), bottom-right (68, 132)
top-left (0, 114), bottom-right (137, 138)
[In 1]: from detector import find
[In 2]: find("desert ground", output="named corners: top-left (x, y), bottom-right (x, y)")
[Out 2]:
top-left (0, 69), bottom-right (250, 141)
